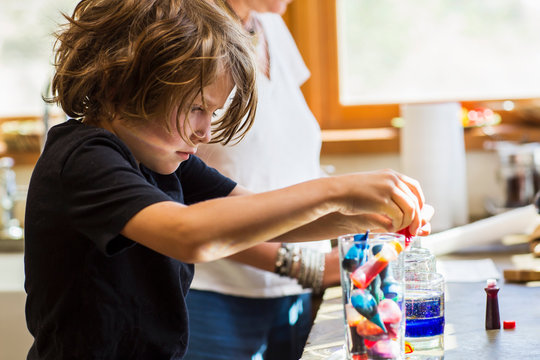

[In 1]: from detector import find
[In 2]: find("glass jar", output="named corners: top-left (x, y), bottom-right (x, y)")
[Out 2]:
top-left (404, 247), bottom-right (436, 274)
top-left (339, 232), bottom-right (406, 360)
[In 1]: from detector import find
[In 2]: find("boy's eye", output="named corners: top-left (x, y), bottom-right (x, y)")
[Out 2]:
top-left (191, 106), bottom-right (218, 118)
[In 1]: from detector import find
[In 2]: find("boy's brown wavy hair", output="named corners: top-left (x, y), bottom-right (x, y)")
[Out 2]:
top-left (48, 0), bottom-right (257, 144)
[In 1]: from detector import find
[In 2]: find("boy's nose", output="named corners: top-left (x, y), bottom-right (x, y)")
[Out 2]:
top-left (191, 124), bottom-right (212, 144)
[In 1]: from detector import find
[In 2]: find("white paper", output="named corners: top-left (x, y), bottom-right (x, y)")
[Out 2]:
top-left (437, 258), bottom-right (501, 283)
top-left (400, 102), bottom-right (468, 232)
top-left (423, 205), bottom-right (538, 256)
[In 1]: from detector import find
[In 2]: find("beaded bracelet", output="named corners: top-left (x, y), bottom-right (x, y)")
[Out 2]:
top-left (274, 244), bottom-right (289, 276)
top-left (311, 251), bottom-right (325, 295)
top-left (274, 244), bottom-right (326, 295)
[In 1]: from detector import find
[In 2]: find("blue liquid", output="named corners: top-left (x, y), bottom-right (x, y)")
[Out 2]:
top-left (405, 316), bottom-right (445, 337)
top-left (405, 290), bottom-right (444, 338)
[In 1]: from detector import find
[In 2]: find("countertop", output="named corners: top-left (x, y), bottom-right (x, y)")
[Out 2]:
top-left (0, 252), bottom-right (33, 359)
top-left (301, 242), bottom-right (540, 360)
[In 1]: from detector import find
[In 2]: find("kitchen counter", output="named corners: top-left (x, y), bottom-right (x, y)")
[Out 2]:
top-left (301, 242), bottom-right (540, 359)
top-left (0, 252), bottom-right (33, 359)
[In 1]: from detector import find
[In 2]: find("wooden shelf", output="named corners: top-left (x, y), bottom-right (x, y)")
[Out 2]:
top-left (321, 124), bottom-right (540, 155)
top-left (0, 115), bottom-right (45, 166)
top-left (0, 151), bottom-right (40, 166)
top-left (2, 124), bottom-right (540, 164)
top-left (321, 127), bottom-right (399, 154)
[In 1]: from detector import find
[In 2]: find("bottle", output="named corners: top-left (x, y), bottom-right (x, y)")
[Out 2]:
top-left (485, 278), bottom-right (501, 330)
top-left (404, 246), bottom-right (436, 274)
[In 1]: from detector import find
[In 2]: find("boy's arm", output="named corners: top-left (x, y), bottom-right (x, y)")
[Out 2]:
top-left (209, 185), bottom-right (344, 290)
top-left (121, 170), bottom-right (428, 263)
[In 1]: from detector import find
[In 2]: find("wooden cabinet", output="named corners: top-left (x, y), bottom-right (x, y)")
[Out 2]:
top-left (0, 116), bottom-right (43, 166)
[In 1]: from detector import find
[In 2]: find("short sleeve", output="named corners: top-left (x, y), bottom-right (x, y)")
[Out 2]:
top-left (179, 155), bottom-right (237, 205)
top-left (60, 136), bottom-right (172, 254)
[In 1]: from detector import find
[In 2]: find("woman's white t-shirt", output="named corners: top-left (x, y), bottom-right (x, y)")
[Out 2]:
top-left (190, 12), bottom-right (330, 298)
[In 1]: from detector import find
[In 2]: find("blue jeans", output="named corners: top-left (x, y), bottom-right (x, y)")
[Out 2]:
top-left (184, 290), bottom-right (312, 360)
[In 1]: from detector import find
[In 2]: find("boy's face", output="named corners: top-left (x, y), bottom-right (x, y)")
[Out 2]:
top-left (111, 72), bottom-right (234, 175)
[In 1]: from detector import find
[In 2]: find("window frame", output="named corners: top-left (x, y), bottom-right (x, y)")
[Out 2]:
top-left (283, 0), bottom-right (537, 132)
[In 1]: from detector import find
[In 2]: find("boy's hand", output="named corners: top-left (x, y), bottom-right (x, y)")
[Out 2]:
top-left (335, 169), bottom-right (427, 234)
top-left (401, 204), bottom-right (434, 234)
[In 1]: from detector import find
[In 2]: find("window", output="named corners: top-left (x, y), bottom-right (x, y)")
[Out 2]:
top-left (0, 0), bottom-right (76, 117)
top-left (284, 0), bottom-right (540, 130)
top-left (337, 0), bottom-right (540, 105)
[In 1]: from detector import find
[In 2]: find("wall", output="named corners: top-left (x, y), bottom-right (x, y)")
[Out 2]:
top-left (321, 150), bottom-right (500, 220)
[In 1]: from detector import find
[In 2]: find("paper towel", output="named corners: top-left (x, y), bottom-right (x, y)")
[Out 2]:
top-left (423, 205), bottom-right (538, 256)
top-left (400, 102), bottom-right (468, 232)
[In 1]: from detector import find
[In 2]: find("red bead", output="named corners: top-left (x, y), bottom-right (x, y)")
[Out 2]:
top-left (503, 320), bottom-right (516, 329)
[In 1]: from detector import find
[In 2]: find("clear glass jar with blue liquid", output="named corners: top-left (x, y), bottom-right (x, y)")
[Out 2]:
top-left (404, 272), bottom-right (445, 357)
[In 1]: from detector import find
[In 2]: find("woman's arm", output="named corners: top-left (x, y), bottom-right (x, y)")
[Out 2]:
top-left (121, 169), bottom-right (428, 263)
top-left (225, 242), bottom-right (342, 291)
top-left (225, 242), bottom-right (281, 272)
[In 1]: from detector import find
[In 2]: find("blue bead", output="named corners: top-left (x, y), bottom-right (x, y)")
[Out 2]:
top-left (351, 289), bottom-right (378, 319)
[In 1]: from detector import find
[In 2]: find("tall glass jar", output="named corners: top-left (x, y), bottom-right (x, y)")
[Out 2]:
top-left (339, 232), bottom-right (406, 360)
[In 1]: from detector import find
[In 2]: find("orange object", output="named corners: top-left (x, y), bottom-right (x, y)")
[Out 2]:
top-left (503, 320), bottom-right (516, 329)
top-left (351, 241), bottom-right (404, 289)
top-left (405, 341), bottom-right (414, 354)
top-left (355, 315), bottom-right (385, 337)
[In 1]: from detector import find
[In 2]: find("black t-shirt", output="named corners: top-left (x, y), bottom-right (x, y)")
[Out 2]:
top-left (24, 119), bottom-right (236, 359)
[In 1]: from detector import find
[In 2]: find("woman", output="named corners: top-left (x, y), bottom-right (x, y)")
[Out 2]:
top-left (186, 1), bottom-right (352, 359)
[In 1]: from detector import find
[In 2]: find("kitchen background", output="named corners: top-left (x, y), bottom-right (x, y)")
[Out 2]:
top-left (2, 0), bottom-right (540, 358)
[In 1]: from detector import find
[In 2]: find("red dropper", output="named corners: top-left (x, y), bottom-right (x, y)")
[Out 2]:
top-left (398, 228), bottom-right (413, 248)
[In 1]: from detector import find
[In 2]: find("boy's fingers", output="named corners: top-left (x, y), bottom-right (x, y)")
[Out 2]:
top-left (399, 174), bottom-right (425, 208)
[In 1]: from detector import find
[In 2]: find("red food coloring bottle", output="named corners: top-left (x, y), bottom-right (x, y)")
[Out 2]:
top-left (485, 278), bottom-right (501, 330)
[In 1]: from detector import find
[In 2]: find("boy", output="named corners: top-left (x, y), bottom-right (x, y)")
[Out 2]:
top-left (24, 0), bottom-right (430, 358)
